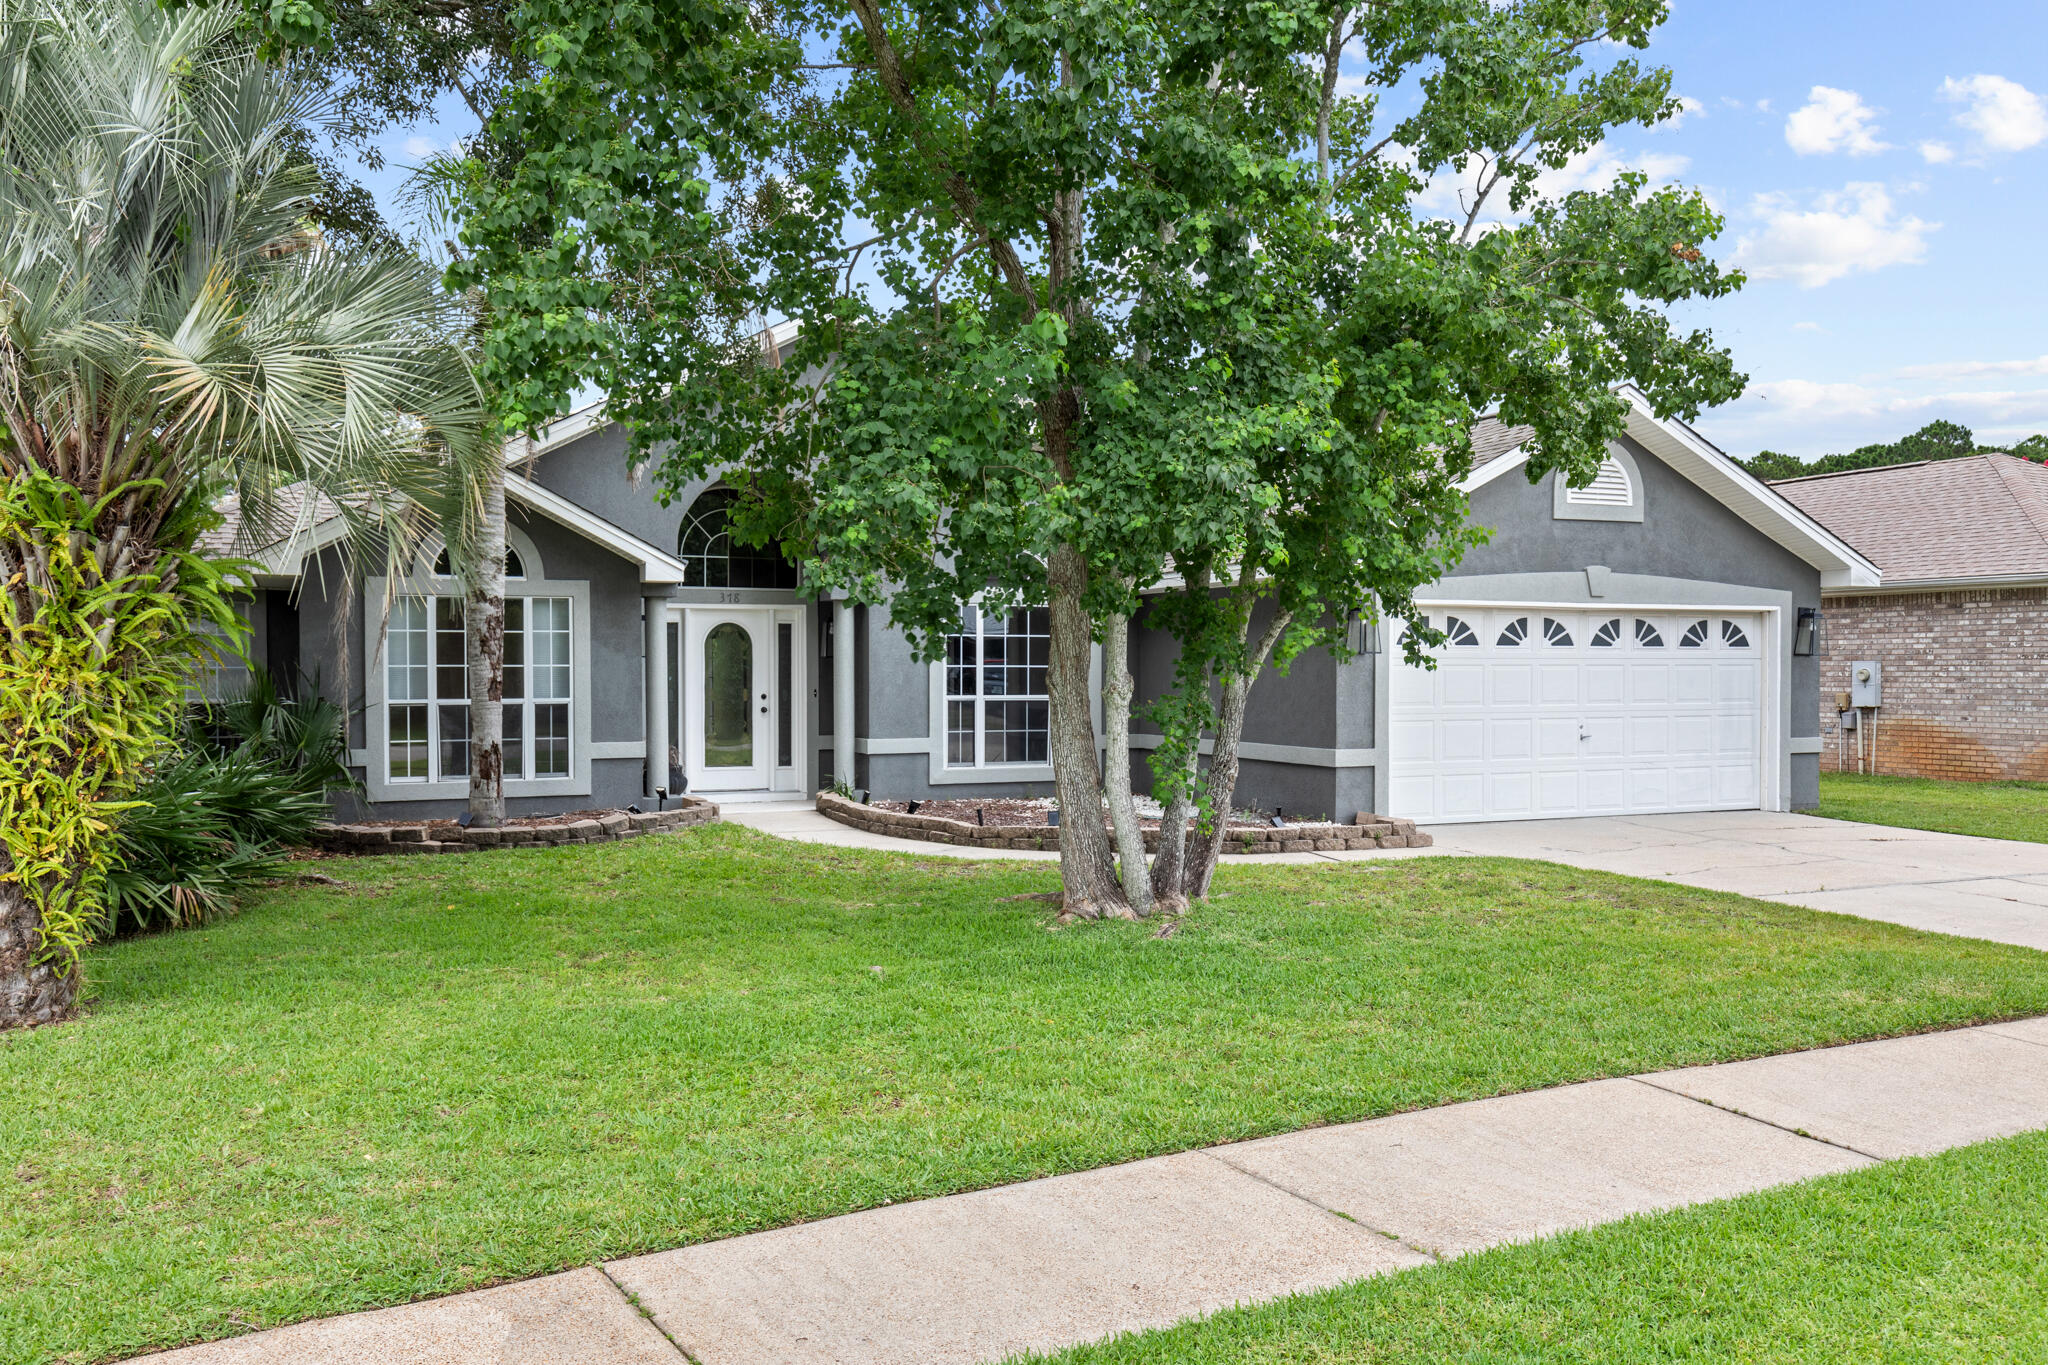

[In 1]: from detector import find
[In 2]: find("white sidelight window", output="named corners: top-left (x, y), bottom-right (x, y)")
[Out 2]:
top-left (386, 592), bottom-right (573, 783)
top-left (943, 605), bottom-right (1051, 767)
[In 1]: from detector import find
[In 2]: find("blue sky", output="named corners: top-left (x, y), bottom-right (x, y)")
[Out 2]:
top-left (1599, 0), bottom-right (2048, 458)
top-left (358, 0), bottom-right (2048, 463)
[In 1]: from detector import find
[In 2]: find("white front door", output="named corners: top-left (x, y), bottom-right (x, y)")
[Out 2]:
top-left (687, 610), bottom-right (771, 791)
top-left (1389, 607), bottom-right (1765, 823)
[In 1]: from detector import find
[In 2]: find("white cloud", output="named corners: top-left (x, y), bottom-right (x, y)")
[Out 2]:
top-left (1700, 377), bottom-right (2048, 459)
top-left (1733, 183), bottom-right (1935, 288)
top-left (1918, 140), bottom-right (1955, 164)
top-left (1784, 86), bottom-right (1890, 156)
top-left (403, 136), bottom-right (443, 160)
top-left (1413, 141), bottom-right (1690, 227)
top-left (1792, 321), bottom-right (1827, 333)
top-left (1897, 354), bottom-right (2048, 381)
top-left (1533, 143), bottom-right (1691, 197)
top-left (1664, 96), bottom-right (1706, 129)
top-left (1941, 74), bottom-right (2048, 152)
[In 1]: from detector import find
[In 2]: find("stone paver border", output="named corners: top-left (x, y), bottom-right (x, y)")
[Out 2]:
top-left (815, 789), bottom-right (1432, 855)
top-left (311, 796), bottom-right (719, 856)
top-left (132, 1015), bottom-right (2048, 1365)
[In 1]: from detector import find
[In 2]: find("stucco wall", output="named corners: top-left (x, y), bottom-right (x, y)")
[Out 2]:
top-left (1112, 433), bottom-right (1826, 821)
top-left (1817, 585), bottom-right (2048, 781)
top-left (1462, 434), bottom-right (1824, 813)
top-left (290, 505), bottom-right (653, 820)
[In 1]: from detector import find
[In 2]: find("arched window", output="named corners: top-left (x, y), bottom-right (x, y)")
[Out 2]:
top-left (433, 545), bottom-right (525, 579)
top-left (678, 487), bottom-right (799, 589)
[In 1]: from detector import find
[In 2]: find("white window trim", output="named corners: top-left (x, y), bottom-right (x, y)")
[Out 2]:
top-left (938, 606), bottom-right (1054, 769)
top-left (924, 619), bottom-right (1101, 788)
top-left (362, 568), bottom-right (594, 803)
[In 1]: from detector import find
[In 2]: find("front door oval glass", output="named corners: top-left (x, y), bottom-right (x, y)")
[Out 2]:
top-left (704, 621), bottom-right (754, 768)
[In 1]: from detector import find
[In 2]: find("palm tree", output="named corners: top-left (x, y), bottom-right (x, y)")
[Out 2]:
top-left (0, 0), bottom-right (492, 1027)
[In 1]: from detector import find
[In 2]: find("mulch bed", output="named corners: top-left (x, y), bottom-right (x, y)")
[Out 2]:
top-left (870, 797), bottom-right (1277, 831)
top-left (342, 808), bottom-right (624, 833)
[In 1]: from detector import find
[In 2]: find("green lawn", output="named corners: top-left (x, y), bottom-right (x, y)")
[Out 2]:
top-left (1818, 771), bottom-right (2048, 844)
top-left (1027, 1129), bottom-right (2048, 1364)
top-left (9, 825), bottom-right (2048, 1363)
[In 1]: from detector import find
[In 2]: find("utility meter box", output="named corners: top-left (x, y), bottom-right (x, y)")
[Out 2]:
top-left (1850, 660), bottom-right (1883, 708)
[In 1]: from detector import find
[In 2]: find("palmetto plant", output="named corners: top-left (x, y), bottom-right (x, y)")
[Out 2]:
top-left (0, 0), bottom-right (491, 1027)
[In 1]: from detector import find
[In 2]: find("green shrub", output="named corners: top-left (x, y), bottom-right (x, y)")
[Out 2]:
top-left (189, 668), bottom-right (356, 796)
top-left (105, 673), bottom-right (352, 935)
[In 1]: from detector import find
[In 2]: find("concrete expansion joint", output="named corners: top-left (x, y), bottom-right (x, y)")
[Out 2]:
top-left (1199, 1149), bottom-right (1443, 1262)
top-left (1624, 1076), bottom-right (1886, 1163)
top-left (1985, 1025), bottom-right (2048, 1052)
top-left (598, 1263), bottom-right (696, 1362)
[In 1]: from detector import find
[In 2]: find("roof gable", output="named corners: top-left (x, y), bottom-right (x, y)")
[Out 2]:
top-left (1772, 453), bottom-right (2048, 586)
top-left (1463, 389), bottom-right (1881, 590)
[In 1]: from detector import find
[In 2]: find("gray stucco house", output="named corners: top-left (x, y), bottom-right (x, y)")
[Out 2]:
top-left (221, 384), bottom-right (1877, 825)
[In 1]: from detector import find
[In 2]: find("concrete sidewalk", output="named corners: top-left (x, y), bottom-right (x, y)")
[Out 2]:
top-left (139, 1016), bottom-right (2048, 1365)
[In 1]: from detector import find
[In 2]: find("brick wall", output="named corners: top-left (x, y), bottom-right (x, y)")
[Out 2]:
top-left (1816, 585), bottom-right (2048, 781)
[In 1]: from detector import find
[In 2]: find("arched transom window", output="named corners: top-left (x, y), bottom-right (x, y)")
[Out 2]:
top-left (678, 487), bottom-right (799, 589)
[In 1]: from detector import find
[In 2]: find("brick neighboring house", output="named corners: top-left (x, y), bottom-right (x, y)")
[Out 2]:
top-left (1774, 453), bottom-right (2048, 780)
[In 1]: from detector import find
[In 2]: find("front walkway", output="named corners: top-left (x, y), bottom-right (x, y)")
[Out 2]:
top-left (718, 799), bottom-right (1444, 866)
top-left (139, 1016), bottom-right (2048, 1364)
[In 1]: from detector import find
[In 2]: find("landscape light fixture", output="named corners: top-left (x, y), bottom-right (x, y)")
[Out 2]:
top-left (1794, 607), bottom-right (1822, 657)
top-left (654, 786), bottom-right (668, 812)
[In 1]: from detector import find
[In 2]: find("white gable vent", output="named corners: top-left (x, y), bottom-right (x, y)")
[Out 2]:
top-left (1565, 457), bottom-right (1634, 507)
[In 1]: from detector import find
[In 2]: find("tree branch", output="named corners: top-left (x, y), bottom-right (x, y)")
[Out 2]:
top-left (845, 0), bottom-right (1039, 314)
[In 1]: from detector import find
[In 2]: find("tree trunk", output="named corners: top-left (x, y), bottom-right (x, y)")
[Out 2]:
top-left (1147, 737), bottom-right (1200, 914)
top-left (466, 465), bottom-right (507, 827)
top-left (1100, 606), bottom-right (1151, 916)
top-left (1146, 570), bottom-right (1211, 913)
top-left (0, 865), bottom-right (80, 1030)
top-left (1184, 605), bottom-right (1292, 903)
top-left (1046, 542), bottom-right (1129, 919)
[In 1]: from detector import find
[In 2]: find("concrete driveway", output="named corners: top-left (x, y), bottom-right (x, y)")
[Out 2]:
top-left (1429, 810), bottom-right (2048, 951)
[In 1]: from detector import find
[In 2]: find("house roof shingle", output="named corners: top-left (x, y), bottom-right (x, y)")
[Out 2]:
top-left (1469, 416), bottom-right (1535, 467)
top-left (199, 485), bottom-right (344, 560)
top-left (1771, 453), bottom-right (2048, 584)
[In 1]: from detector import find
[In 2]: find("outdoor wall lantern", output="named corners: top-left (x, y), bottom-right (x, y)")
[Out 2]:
top-left (1793, 607), bottom-right (1822, 657)
top-left (1346, 613), bottom-right (1382, 656)
top-left (819, 606), bottom-right (834, 659)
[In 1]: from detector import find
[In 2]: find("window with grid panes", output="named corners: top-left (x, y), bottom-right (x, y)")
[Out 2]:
top-left (386, 593), bottom-right (573, 782)
top-left (943, 606), bottom-right (1051, 767)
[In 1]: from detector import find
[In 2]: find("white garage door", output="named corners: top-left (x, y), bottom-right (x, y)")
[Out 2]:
top-left (1390, 608), bottom-right (1764, 823)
